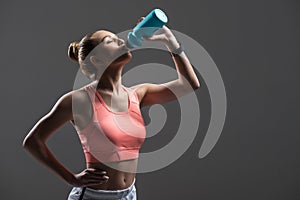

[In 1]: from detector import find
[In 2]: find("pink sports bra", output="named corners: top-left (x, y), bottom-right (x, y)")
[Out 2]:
top-left (73, 81), bottom-right (146, 163)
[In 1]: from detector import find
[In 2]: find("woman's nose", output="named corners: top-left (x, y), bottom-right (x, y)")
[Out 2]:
top-left (118, 38), bottom-right (125, 46)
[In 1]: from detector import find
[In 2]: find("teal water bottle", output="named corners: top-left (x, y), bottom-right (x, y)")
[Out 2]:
top-left (125, 8), bottom-right (168, 49)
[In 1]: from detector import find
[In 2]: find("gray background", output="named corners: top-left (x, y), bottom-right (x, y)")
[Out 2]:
top-left (1, 0), bottom-right (299, 199)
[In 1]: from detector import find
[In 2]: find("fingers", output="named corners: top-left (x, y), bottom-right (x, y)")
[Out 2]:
top-left (82, 175), bottom-right (109, 187)
top-left (86, 168), bottom-right (106, 174)
top-left (142, 34), bottom-right (165, 42)
top-left (138, 16), bottom-right (145, 21)
top-left (85, 178), bottom-right (108, 186)
top-left (87, 175), bottom-right (109, 182)
top-left (84, 168), bottom-right (109, 182)
top-left (87, 169), bottom-right (109, 179)
top-left (154, 27), bottom-right (165, 35)
top-left (135, 16), bottom-right (145, 26)
top-left (87, 168), bottom-right (107, 174)
top-left (88, 173), bottom-right (109, 180)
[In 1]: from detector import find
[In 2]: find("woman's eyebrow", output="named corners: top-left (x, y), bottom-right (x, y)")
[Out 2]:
top-left (101, 35), bottom-right (119, 43)
top-left (101, 35), bottom-right (111, 42)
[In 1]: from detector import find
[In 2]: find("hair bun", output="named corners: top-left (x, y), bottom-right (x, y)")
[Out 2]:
top-left (68, 42), bottom-right (80, 62)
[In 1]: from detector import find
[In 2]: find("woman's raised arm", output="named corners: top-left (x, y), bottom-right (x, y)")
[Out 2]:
top-left (130, 22), bottom-right (201, 107)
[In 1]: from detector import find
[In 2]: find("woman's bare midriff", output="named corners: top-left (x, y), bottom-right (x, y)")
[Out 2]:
top-left (86, 158), bottom-right (138, 190)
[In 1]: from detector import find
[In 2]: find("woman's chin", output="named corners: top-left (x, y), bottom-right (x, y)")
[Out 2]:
top-left (111, 52), bottom-right (132, 66)
top-left (117, 52), bottom-right (132, 62)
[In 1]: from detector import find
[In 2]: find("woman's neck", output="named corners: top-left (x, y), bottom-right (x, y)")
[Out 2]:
top-left (95, 66), bottom-right (124, 95)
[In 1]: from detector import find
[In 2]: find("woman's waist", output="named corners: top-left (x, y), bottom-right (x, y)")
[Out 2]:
top-left (86, 159), bottom-right (137, 190)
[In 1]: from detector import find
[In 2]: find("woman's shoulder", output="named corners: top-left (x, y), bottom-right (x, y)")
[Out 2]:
top-left (67, 84), bottom-right (95, 129)
top-left (57, 82), bottom-right (95, 114)
top-left (55, 89), bottom-right (90, 116)
top-left (71, 83), bottom-right (95, 105)
top-left (128, 84), bottom-right (148, 104)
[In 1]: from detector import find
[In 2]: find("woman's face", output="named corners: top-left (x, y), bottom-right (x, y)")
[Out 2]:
top-left (91, 30), bottom-right (132, 68)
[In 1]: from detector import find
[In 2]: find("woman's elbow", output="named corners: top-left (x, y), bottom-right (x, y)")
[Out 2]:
top-left (22, 134), bottom-right (41, 150)
top-left (22, 136), bottom-right (34, 149)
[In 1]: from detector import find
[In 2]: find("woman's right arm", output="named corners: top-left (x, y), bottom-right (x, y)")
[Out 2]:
top-left (22, 90), bottom-right (108, 187)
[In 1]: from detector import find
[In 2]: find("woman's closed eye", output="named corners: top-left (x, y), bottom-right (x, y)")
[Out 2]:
top-left (106, 36), bottom-right (120, 44)
top-left (106, 37), bottom-right (115, 43)
top-left (106, 38), bottom-right (113, 44)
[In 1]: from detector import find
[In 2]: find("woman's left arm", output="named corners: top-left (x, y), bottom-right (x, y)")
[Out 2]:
top-left (165, 34), bottom-right (201, 89)
top-left (132, 24), bottom-right (201, 107)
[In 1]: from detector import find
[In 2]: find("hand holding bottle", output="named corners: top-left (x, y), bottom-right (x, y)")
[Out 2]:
top-left (126, 8), bottom-right (169, 48)
top-left (135, 16), bottom-right (180, 52)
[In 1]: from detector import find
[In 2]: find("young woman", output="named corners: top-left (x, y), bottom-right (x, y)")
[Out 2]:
top-left (22, 17), bottom-right (200, 200)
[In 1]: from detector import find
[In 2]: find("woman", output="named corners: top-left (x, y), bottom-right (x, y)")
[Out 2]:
top-left (22, 17), bottom-right (200, 200)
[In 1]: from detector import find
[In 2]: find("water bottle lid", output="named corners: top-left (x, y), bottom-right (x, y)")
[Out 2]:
top-left (154, 9), bottom-right (168, 23)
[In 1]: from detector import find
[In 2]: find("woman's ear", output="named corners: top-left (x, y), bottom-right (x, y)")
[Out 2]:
top-left (90, 55), bottom-right (104, 66)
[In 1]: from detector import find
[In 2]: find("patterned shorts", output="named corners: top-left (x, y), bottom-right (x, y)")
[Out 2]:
top-left (67, 178), bottom-right (137, 200)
